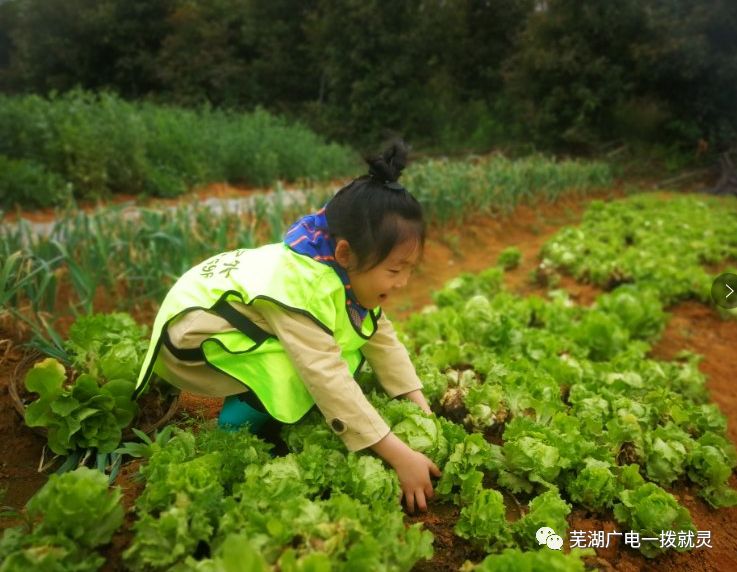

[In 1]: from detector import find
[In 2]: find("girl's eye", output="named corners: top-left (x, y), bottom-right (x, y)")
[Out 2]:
top-left (388, 269), bottom-right (400, 275)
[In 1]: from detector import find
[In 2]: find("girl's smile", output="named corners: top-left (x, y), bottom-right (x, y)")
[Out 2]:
top-left (335, 238), bottom-right (420, 309)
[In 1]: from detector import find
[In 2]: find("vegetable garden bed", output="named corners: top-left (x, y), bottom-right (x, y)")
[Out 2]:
top-left (2, 187), bottom-right (736, 571)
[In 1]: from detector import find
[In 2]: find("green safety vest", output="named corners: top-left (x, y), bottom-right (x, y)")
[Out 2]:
top-left (135, 242), bottom-right (380, 423)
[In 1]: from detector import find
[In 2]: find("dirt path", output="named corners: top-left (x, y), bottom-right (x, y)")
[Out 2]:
top-left (1, 186), bottom-right (735, 572)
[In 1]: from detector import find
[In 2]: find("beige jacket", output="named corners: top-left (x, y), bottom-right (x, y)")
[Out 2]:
top-left (157, 299), bottom-right (422, 451)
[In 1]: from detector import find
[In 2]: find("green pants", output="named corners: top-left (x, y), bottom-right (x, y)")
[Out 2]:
top-left (218, 393), bottom-right (271, 433)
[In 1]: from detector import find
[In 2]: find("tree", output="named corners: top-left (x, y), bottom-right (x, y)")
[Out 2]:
top-left (301, 0), bottom-right (534, 147)
top-left (107, 0), bottom-right (178, 98)
top-left (504, 0), bottom-right (650, 149)
top-left (633, 0), bottom-right (737, 150)
top-left (0, 0), bottom-right (19, 90)
top-left (8, 0), bottom-right (119, 92)
top-left (505, 0), bottom-right (737, 151)
top-left (2, 0), bottom-right (176, 97)
top-left (154, 0), bottom-right (318, 109)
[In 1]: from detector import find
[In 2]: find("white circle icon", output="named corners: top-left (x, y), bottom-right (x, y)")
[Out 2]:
top-left (536, 526), bottom-right (555, 545)
top-left (547, 534), bottom-right (564, 550)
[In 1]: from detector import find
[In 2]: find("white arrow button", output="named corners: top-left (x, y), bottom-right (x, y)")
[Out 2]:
top-left (728, 284), bottom-right (735, 299)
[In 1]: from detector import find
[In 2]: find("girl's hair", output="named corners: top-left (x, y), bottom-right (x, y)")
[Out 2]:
top-left (325, 139), bottom-right (425, 271)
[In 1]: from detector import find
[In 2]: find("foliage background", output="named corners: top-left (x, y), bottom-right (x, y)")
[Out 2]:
top-left (1, 0), bottom-right (735, 154)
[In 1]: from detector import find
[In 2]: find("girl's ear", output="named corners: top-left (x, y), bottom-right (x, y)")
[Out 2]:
top-left (334, 239), bottom-right (354, 270)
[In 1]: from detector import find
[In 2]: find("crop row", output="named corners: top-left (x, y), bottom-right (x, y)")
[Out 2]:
top-left (539, 194), bottom-right (737, 305)
top-left (1, 155), bottom-right (611, 356)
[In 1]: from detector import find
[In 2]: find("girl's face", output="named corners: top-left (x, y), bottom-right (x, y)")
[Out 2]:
top-left (335, 238), bottom-right (420, 309)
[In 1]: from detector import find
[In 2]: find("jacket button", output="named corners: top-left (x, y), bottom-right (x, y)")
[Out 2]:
top-left (330, 418), bottom-right (346, 433)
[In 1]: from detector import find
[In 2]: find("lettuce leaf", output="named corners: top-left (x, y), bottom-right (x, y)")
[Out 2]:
top-left (454, 488), bottom-right (514, 551)
top-left (687, 432), bottom-right (737, 508)
top-left (566, 458), bottom-right (620, 511)
top-left (512, 488), bottom-right (571, 550)
top-left (392, 413), bottom-right (449, 466)
top-left (613, 482), bottom-right (695, 558)
top-left (473, 547), bottom-right (594, 572)
top-left (65, 312), bottom-right (149, 383)
top-left (437, 433), bottom-right (501, 505)
top-left (0, 467), bottom-right (123, 572)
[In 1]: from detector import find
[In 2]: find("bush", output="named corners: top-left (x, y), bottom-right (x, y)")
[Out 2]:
top-left (0, 91), bottom-right (358, 206)
top-left (0, 155), bottom-right (70, 209)
top-left (497, 247), bottom-right (522, 270)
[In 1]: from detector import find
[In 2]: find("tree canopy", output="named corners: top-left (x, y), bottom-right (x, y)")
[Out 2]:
top-left (0, 0), bottom-right (734, 151)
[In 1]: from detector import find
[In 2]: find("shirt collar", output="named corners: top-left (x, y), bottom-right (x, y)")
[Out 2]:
top-left (284, 207), bottom-right (369, 328)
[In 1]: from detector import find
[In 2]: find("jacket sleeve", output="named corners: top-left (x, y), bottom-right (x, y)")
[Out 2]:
top-left (253, 299), bottom-right (391, 452)
top-left (361, 312), bottom-right (423, 398)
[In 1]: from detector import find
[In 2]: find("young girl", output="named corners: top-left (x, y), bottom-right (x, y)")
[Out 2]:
top-left (135, 141), bottom-right (440, 513)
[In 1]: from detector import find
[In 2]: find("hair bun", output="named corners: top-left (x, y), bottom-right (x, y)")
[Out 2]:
top-left (366, 139), bottom-right (409, 183)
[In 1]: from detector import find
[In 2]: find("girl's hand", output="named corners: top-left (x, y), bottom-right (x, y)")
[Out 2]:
top-left (370, 432), bottom-right (442, 513)
top-left (392, 449), bottom-right (442, 513)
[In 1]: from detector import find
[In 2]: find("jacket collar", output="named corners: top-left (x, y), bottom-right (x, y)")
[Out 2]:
top-left (284, 207), bottom-right (369, 328)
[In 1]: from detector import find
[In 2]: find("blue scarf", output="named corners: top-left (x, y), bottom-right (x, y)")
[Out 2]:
top-left (284, 207), bottom-right (369, 328)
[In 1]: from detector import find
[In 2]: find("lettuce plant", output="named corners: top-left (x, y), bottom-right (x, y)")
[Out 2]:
top-left (565, 458), bottom-right (619, 511)
top-left (512, 488), bottom-right (571, 550)
top-left (455, 489), bottom-right (514, 551)
top-left (24, 358), bottom-right (138, 454)
top-left (21, 312), bottom-right (152, 457)
top-left (613, 483), bottom-right (695, 558)
top-left (473, 547), bottom-right (594, 571)
top-left (687, 432), bottom-right (737, 508)
top-left (0, 467), bottom-right (123, 572)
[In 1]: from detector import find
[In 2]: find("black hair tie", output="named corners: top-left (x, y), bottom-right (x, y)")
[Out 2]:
top-left (367, 171), bottom-right (405, 192)
top-left (384, 181), bottom-right (405, 191)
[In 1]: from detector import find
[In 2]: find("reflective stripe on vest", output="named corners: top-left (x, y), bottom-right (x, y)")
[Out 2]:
top-left (135, 243), bottom-right (379, 423)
